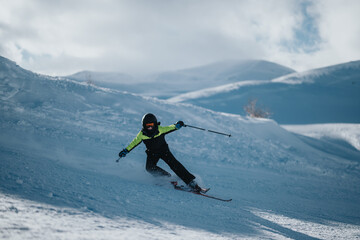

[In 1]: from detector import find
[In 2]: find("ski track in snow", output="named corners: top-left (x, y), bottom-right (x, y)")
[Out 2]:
top-left (1, 56), bottom-right (360, 239)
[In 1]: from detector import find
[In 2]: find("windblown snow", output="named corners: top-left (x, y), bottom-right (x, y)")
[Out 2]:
top-left (1, 56), bottom-right (359, 239)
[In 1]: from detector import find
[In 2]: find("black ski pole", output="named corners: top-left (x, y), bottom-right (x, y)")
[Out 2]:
top-left (184, 124), bottom-right (231, 137)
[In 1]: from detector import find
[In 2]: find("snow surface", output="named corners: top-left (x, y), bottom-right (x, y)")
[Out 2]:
top-left (1, 56), bottom-right (360, 239)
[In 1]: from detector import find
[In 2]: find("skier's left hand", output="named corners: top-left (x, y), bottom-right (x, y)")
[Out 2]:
top-left (175, 121), bottom-right (184, 129)
top-left (118, 148), bottom-right (129, 158)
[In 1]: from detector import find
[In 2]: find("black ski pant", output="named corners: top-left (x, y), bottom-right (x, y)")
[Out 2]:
top-left (145, 148), bottom-right (195, 185)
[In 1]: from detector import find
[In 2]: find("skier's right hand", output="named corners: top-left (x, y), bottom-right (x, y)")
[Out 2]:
top-left (175, 121), bottom-right (184, 129)
top-left (118, 148), bottom-right (129, 158)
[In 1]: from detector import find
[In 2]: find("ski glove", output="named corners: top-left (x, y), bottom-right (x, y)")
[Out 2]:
top-left (175, 121), bottom-right (184, 129)
top-left (118, 148), bottom-right (129, 158)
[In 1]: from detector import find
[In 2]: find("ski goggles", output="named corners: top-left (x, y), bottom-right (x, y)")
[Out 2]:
top-left (145, 123), bottom-right (155, 128)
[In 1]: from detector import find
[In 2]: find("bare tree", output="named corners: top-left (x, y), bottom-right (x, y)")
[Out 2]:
top-left (85, 72), bottom-right (94, 86)
top-left (244, 98), bottom-right (271, 118)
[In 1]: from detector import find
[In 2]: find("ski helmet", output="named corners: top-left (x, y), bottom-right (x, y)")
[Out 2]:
top-left (142, 113), bottom-right (158, 129)
top-left (141, 113), bottom-right (159, 137)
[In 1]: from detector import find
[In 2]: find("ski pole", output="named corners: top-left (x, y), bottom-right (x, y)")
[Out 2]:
top-left (184, 124), bottom-right (231, 137)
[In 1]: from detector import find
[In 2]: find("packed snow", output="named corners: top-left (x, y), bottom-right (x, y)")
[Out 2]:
top-left (1, 56), bottom-right (360, 239)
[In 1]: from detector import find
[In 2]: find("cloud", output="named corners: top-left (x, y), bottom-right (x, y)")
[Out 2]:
top-left (0, 0), bottom-right (359, 76)
top-left (269, 0), bottom-right (360, 71)
top-left (315, 0), bottom-right (360, 60)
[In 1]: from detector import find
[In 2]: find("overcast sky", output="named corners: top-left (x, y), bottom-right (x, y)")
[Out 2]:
top-left (1, 0), bottom-right (359, 76)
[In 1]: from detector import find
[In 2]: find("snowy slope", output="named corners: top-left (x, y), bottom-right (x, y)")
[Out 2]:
top-left (170, 61), bottom-right (360, 124)
top-left (283, 124), bottom-right (360, 151)
top-left (67, 60), bottom-right (295, 98)
top-left (1, 56), bottom-right (360, 239)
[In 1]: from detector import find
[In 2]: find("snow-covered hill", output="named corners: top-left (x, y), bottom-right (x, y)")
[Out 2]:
top-left (67, 60), bottom-right (295, 98)
top-left (150, 59), bottom-right (295, 87)
top-left (1, 56), bottom-right (360, 239)
top-left (169, 61), bottom-right (360, 124)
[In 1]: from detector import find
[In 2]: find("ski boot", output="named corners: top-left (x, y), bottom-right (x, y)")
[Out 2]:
top-left (188, 180), bottom-right (205, 193)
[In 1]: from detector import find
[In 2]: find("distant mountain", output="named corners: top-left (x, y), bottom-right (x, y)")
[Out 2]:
top-left (66, 60), bottom-right (295, 98)
top-left (169, 61), bottom-right (360, 124)
top-left (153, 59), bottom-right (295, 83)
top-left (145, 59), bottom-right (296, 98)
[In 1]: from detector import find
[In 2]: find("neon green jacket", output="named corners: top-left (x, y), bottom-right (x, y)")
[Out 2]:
top-left (125, 124), bottom-right (178, 153)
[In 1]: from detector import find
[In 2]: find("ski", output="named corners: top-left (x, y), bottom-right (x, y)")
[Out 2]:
top-left (171, 181), bottom-right (209, 193)
top-left (170, 182), bottom-right (232, 202)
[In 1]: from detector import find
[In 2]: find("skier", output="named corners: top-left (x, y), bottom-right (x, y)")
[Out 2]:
top-left (118, 113), bottom-right (202, 192)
